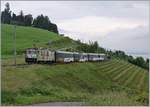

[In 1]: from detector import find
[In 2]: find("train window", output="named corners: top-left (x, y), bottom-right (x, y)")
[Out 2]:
top-left (57, 52), bottom-right (73, 58)
top-left (28, 51), bottom-right (31, 54)
top-left (42, 50), bottom-right (44, 55)
top-left (74, 53), bottom-right (80, 59)
top-left (47, 51), bottom-right (49, 56)
top-left (27, 49), bottom-right (37, 54)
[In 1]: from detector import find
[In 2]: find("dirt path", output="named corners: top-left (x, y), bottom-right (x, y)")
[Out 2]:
top-left (31, 102), bottom-right (86, 106)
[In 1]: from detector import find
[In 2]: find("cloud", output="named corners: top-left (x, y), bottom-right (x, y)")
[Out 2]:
top-left (1, 1), bottom-right (149, 22)
top-left (58, 16), bottom-right (149, 54)
top-left (57, 16), bottom-right (146, 39)
top-left (100, 26), bottom-right (149, 53)
top-left (1, 1), bottom-right (149, 54)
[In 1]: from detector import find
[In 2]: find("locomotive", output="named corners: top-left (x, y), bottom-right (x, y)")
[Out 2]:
top-left (25, 48), bottom-right (108, 64)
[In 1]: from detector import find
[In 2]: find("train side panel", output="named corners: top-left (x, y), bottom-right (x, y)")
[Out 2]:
top-left (25, 48), bottom-right (107, 64)
top-left (99, 54), bottom-right (105, 61)
top-left (79, 53), bottom-right (88, 62)
top-left (56, 51), bottom-right (74, 63)
top-left (88, 53), bottom-right (100, 61)
top-left (25, 48), bottom-right (38, 63)
top-left (37, 49), bottom-right (55, 63)
top-left (74, 52), bottom-right (80, 62)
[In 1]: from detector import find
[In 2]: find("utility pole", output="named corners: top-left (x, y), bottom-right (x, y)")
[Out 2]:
top-left (13, 25), bottom-right (16, 66)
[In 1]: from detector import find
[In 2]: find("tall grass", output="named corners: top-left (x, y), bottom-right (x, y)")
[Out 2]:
top-left (2, 58), bottom-right (149, 106)
top-left (1, 24), bottom-right (61, 55)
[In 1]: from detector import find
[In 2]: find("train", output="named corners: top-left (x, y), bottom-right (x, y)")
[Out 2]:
top-left (25, 48), bottom-right (108, 64)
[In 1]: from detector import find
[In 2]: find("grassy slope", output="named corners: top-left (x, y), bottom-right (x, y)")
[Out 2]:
top-left (1, 24), bottom-right (149, 106)
top-left (2, 24), bottom-right (62, 55)
top-left (2, 59), bottom-right (148, 106)
top-left (2, 24), bottom-right (79, 58)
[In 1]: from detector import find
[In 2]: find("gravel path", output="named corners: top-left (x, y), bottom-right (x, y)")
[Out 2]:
top-left (31, 102), bottom-right (85, 106)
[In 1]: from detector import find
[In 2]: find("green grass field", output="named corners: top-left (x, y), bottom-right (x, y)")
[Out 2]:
top-left (2, 24), bottom-right (62, 55)
top-left (2, 58), bottom-right (149, 106)
top-left (1, 24), bottom-right (149, 106)
top-left (2, 24), bottom-right (79, 57)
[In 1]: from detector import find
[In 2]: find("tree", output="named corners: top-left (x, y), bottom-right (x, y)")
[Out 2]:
top-left (12, 13), bottom-right (17, 21)
top-left (87, 41), bottom-right (99, 53)
top-left (128, 55), bottom-right (135, 63)
top-left (16, 10), bottom-right (25, 25)
top-left (49, 23), bottom-right (59, 34)
top-left (1, 3), bottom-right (59, 34)
top-left (24, 14), bottom-right (33, 26)
top-left (146, 59), bottom-right (149, 64)
top-left (76, 39), bottom-right (81, 44)
top-left (135, 57), bottom-right (145, 67)
top-left (33, 14), bottom-right (45, 28)
top-left (43, 16), bottom-right (51, 29)
top-left (1, 2), bottom-right (11, 24)
top-left (32, 14), bottom-right (59, 34)
top-left (146, 58), bottom-right (149, 70)
top-left (93, 41), bottom-right (99, 52)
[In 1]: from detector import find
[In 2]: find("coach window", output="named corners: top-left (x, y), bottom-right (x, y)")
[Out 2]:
top-left (47, 51), bottom-right (49, 56)
top-left (28, 50), bottom-right (31, 54)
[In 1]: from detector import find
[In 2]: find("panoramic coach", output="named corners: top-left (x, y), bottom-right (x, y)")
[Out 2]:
top-left (55, 51), bottom-right (74, 63)
top-left (37, 48), bottom-right (55, 63)
top-left (73, 52), bottom-right (88, 62)
top-left (79, 53), bottom-right (88, 62)
top-left (25, 48), bottom-right (107, 64)
top-left (88, 53), bottom-right (100, 61)
top-left (99, 53), bottom-right (106, 61)
top-left (25, 48), bottom-right (38, 63)
top-left (73, 52), bottom-right (81, 62)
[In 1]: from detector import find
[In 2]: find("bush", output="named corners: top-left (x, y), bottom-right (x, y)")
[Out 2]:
top-left (1, 91), bottom-right (16, 104)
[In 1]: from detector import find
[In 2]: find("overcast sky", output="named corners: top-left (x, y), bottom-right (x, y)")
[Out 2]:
top-left (1, 1), bottom-right (149, 55)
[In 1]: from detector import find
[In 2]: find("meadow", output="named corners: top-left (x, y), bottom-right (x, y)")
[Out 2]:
top-left (2, 24), bottom-right (62, 55)
top-left (2, 58), bottom-right (149, 106)
top-left (1, 24), bottom-right (149, 106)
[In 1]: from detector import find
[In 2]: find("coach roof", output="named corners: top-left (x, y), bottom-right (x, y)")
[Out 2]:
top-left (56, 51), bottom-right (74, 54)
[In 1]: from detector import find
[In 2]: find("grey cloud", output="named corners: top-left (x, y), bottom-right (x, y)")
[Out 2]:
top-left (1, 1), bottom-right (149, 54)
top-left (1, 1), bottom-right (149, 22)
top-left (100, 26), bottom-right (149, 54)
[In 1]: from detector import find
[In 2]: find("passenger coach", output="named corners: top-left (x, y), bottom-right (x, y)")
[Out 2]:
top-left (25, 48), bottom-right (107, 64)
top-left (73, 52), bottom-right (88, 62)
top-left (55, 51), bottom-right (74, 63)
top-left (25, 48), bottom-right (38, 63)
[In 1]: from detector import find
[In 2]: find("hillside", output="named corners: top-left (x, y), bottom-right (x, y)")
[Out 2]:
top-left (2, 59), bottom-right (148, 106)
top-left (1, 24), bottom-right (149, 106)
top-left (2, 24), bottom-right (78, 56)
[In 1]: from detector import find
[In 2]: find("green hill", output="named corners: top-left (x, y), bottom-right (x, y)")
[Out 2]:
top-left (1, 24), bottom-right (149, 106)
top-left (2, 24), bottom-right (78, 56)
top-left (1, 24), bottom-right (57, 55)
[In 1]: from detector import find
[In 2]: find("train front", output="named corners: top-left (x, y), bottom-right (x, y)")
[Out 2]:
top-left (25, 48), bottom-right (38, 63)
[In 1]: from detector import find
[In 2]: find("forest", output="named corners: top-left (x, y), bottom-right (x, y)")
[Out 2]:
top-left (1, 3), bottom-right (58, 34)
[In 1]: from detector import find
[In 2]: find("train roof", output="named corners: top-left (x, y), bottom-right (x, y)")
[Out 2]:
top-left (73, 52), bottom-right (79, 54)
top-left (56, 51), bottom-right (74, 54)
top-left (73, 52), bottom-right (88, 56)
top-left (25, 48), bottom-right (106, 56)
top-left (26, 48), bottom-right (38, 50)
top-left (88, 53), bottom-right (105, 55)
top-left (98, 53), bottom-right (106, 55)
top-left (39, 48), bottom-right (49, 50)
top-left (88, 53), bottom-right (100, 55)
top-left (82, 53), bottom-right (88, 55)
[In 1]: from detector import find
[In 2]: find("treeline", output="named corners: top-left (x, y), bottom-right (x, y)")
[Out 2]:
top-left (76, 40), bottom-right (106, 53)
top-left (76, 40), bottom-right (149, 70)
top-left (1, 2), bottom-right (58, 34)
top-left (107, 50), bottom-right (149, 70)
top-left (128, 56), bottom-right (149, 70)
